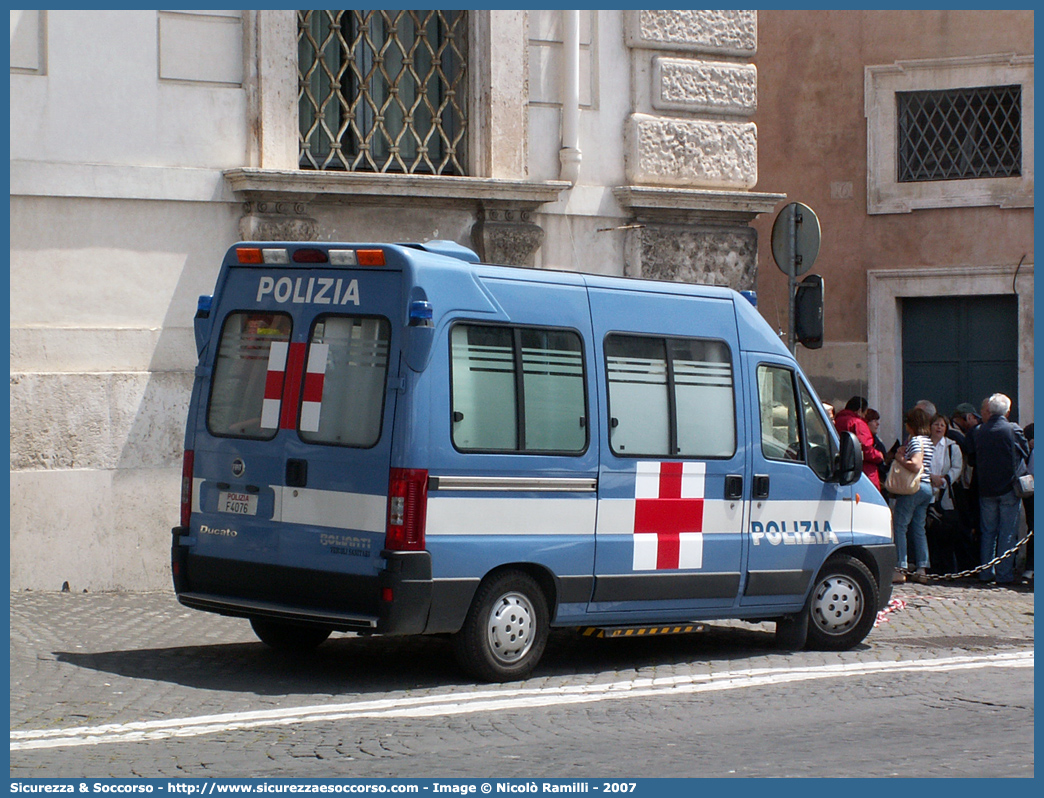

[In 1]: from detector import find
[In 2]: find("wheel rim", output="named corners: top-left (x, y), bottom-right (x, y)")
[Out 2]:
top-left (486, 591), bottom-right (536, 665)
top-left (810, 574), bottom-right (864, 636)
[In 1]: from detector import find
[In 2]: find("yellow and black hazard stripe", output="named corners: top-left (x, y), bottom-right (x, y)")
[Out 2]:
top-left (579, 624), bottom-right (705, 639)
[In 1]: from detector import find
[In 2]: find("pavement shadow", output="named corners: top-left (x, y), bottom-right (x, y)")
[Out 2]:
top-left (52, 623), bottom-right (791, 695)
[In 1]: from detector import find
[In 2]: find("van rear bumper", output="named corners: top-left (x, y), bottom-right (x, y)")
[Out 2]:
top-left (177, 591), bottom-right (380, 632)
top-left (171, 528), bottom-right (435, 635)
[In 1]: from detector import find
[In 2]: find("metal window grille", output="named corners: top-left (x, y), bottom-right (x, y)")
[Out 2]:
top-left (298, 10), bottom-right (468, 174)
top-left (897, 85), bottom-right (1022, 183)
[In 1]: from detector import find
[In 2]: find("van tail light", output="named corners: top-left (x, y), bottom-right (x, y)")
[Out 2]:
top-left (386, 468), bottom-right (428, 551)
top-left (356, 249), bottom-right (386, 267)
top-left (180, 450), bottom-right (194, 528)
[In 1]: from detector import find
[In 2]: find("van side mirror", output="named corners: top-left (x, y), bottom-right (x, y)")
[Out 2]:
top-left (836, 431), bottom-right (862, 486)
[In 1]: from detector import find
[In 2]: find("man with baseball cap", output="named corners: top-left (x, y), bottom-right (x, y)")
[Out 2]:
top-left (952, 403), bottom-right (981, 437)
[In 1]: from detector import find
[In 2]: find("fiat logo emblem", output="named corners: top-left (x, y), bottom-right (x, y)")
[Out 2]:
top-left (231, 458), bottom-right (246, 478)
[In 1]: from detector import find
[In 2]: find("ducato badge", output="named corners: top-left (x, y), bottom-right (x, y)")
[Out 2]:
top-left (231, 457), bottom-right (246, 478)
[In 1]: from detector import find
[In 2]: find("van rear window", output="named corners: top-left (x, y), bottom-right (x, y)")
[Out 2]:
top-left (207, 312), bottom-right (293, 440)
top-left (299, 316), bottom-right (391, 448)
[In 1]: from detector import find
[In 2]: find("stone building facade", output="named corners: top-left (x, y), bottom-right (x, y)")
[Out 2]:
top-left (10, 10), bottom-right (782, 590)
top-left (750, 10), bottom-right (1033, 444)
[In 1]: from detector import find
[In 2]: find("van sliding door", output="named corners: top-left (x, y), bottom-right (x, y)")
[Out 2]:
top-left (587, 287), bottom-right (747, 616)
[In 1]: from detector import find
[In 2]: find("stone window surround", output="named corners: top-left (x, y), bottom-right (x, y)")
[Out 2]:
top-left (867, 263), bottom-right (1034, 443)
top-left (239, 10), bottom-right (564, 211)
top-left (235, 10), bottom-right (570, 263)
top-left (864, 53), bottom-right (1034, 215)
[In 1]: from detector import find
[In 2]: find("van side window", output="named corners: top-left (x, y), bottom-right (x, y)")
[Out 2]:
top-left (606, 334), bottom-right (735, 458)
top-left (798, 379), bottom-right (836, 480)
top-left (207, 312), bottom-right (292, 440)
top-left (451, 324), bottom-right (586, 453)
top-left (671, 338), bottom-right (736, 457)
top-left (757, 365), bottom-right (804, 462)
top-left (300, 316), bottom-right (391, 448)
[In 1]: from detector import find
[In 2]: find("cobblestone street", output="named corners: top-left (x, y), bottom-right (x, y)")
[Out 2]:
top-left (9, 578), bottom-right (1034, 778)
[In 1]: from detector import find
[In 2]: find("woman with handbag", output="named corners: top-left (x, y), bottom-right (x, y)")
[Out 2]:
top-left (926, 413), bottom-right (964, 575)
top-left (889, 407), bottom-right (934, 584)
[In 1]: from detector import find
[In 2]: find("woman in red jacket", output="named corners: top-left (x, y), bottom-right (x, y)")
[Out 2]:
top-left (834, 396), bottom-right (885, 489)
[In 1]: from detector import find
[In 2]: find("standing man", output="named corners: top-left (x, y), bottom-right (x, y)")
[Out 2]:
top-left (965, 393), bottom-right (1030, 585)
top-left (951, 403), bottom-right (981, 443)
top-left (948, 402), bottom-right (982, 571)
top-left (834, 396), bottom-right (884, 490)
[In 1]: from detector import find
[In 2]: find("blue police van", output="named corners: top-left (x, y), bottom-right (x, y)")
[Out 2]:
top-left (172, 240), bottom-right (895, 681)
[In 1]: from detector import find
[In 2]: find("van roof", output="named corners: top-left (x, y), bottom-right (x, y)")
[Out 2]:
top-left (219, 240), bottom-right (790, 358)
top-left (224, 240), bottom-right (742, 302)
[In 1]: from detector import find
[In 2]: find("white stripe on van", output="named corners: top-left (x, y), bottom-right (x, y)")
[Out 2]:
top-left (852, 497), bottom-right (892, 539)
top-left (260, 342), bottom-right (288, 430)
top-left (195, 482), bottom-right (385, 533)
top-left (275, 487), bottom-right (386, 533)
top-left (299, 342), bottom-right (328, 433)
top-left (426, 497), bottom-right (596, 537)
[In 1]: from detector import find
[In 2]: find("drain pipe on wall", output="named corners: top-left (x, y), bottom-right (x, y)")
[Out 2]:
top-left (559, 9), bottom-right (582, 185)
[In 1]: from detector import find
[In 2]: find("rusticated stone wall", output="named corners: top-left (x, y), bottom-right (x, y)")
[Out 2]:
top-left (626, 226), bottom-right (758, 291)
top-left (619, 10), bottom-right (770, 290)
top-left (625, 10), bottom-right (759, 190)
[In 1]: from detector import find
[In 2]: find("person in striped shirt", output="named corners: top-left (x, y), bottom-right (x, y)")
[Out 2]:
top-left (891, 407), bottom-right (934, 584)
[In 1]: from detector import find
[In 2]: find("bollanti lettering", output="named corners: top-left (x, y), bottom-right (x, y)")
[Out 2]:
top-left (319, 533), bottom-right (371, 550)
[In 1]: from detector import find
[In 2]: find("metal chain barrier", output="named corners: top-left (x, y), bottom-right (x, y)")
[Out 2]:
top-left (919, 529), bottom-right (1034, 582)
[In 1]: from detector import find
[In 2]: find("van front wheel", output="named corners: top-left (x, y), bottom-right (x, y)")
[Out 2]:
top-left (453, 571), bottom-right (549, 682)
top-left (805, 554), bottom-right (879, 651)
top-left (250, 618), bottom-right (331, 652)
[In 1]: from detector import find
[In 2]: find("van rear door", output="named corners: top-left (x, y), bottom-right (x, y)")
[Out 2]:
top-left (184, 246), bottom-right (402, 628)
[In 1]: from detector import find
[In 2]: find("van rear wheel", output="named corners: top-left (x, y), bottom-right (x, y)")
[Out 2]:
top-left (805, 554), bottom-right (878, 651)
top-left (453, 571), bottom-right (549, 682)
top-left (250, 618), bottom-right (331, 652)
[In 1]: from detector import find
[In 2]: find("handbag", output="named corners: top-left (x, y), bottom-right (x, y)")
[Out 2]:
top-left (1014, 473), bottom-right (1034, 498)
top-left (885, 459), bottom-right (922, 495)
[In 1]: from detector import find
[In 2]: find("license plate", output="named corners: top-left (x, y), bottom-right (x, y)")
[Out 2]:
top-left (219, 491), bottom-right (258, 516)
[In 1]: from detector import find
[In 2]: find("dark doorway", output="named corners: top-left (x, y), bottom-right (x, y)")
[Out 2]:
top-left (902, 294), bottom-right (1019, 423)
